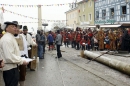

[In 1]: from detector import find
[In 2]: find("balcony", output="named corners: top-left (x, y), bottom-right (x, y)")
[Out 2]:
top-left (120, 14), bottom-right (126, 18)
top-left (102, 16), bottom-right (106, 20)
top-left (95, 18), bottom-right (99, 20)
top-left (109, 15), bottom-right (114, 19)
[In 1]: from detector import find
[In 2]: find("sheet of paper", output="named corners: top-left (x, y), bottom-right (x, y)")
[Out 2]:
top-left (22, 57), bottom-right (34, 63)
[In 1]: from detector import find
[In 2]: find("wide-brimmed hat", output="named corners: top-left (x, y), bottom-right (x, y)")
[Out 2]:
top-left (1, 21), bottom-right (18, 30)
top-left (12, 21), bottom-right (22, 29)
top-left (4, 21), bottom-right (18, 26)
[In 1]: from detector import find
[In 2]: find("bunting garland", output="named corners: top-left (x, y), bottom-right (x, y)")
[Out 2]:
top-left (4, 9), bottom-right (66, 22)
top-left (18, 21), bottom-right (65, 23)
top-left (0, 3), bottom-right (75, 7)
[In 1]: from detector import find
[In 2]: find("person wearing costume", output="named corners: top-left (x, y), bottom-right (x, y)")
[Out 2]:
top-left (22, 26), bottom-right (37, 71)
top-left (0, 21), bottom-right (28, 86)
top-left (13, 21), bottom-right (28, 86)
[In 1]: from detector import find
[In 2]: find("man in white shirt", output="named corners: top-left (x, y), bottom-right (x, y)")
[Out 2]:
top-left (0, 21), bottom-right (28, 86)
top-left (13, 21), bottom-right (28, 86)
top-left (22, 26), bottom-right (37, 71)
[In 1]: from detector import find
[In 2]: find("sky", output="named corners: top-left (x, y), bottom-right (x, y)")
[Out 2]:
top-left (0, 0), bottom-right (74, 32)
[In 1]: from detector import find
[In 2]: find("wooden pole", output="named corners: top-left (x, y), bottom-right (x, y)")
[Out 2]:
top-left (84, 50), bottom-right (130, 75)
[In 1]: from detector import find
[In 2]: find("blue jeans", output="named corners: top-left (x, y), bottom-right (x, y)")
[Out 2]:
top-left (38, 45), bottom-right (43, 59)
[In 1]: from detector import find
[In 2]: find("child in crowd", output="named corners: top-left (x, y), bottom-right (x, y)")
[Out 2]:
top-left (80, 37), bottom-right (86, 50)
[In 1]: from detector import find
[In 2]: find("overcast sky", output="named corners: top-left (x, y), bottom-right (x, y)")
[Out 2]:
top-left (0, 0), bottom-right (74, 32)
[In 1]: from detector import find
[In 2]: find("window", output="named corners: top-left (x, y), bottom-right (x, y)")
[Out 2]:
top-left (79, 16), bottom-right (81, 22)
top-left (89, 1), bottom-right (92, 7)
top-left (83, 3), bottom-right (85, 12)
top-left (83, 15), bottom-right (85, 21)
top-left (89, 14), bottom-right (92, 21)
top-left (110, 8), bottom-right (114, 18)
top-left (102, 9), bottom-right (106, 19)
top-left (96, 11), bottom-right (99, 20)
top-left (122, 6), bottom-right (126, 14)
top-left (72, 4), bottom-right (73, 9)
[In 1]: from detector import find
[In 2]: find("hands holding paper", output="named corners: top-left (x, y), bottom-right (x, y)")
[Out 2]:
top-left (22, 57), bottom-right (34, 65)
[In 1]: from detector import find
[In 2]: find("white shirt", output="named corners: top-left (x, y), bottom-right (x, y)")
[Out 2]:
top-left (15, 34), bottom-right (28, 57)
top-left (23, 34), bottom-right (36, 50)
top-left (0, 32), bottom-right (24, 71)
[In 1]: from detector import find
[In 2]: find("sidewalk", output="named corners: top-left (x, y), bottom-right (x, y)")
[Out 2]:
top-left (50, 45), bottom-right (130, 86)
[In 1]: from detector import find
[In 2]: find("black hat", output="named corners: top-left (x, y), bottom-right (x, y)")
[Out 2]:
top-left (2, 21), bottom-right (18, 30)
top-left (12, 21), bottom-right (22, 29)
top-left (12, 21), bottom-right (18, 25)
top-left (23, 26), bottom-right (28, 30)
top-left (4, 21), bottom-right (18, 26)
top-left (19, 25), bottom-right (22, 29)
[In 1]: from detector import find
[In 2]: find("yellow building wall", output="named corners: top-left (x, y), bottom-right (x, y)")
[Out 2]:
top-left (78, 0), bottom-right (94, 26)
top-left (66, 8), bottom-right (78, 31)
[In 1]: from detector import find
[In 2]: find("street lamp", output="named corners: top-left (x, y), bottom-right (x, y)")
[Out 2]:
top-left (42, 23), bottom-right (48, 34)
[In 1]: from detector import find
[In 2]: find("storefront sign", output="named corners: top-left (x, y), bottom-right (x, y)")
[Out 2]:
top-left (95, 19), bottom-right (116, 24)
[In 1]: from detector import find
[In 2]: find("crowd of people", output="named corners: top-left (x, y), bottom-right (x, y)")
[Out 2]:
top-left (50, 27), bottom-right (130, 52)
top-left (0, 21), bottom-right (130, 86)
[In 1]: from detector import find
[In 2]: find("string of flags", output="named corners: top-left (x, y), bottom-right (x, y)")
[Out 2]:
top-left (4, 9), bottom-right (66, 22)
top-left (0, 3), bottom-right (75, 7)
top-left (19, 21), bottom-right (65, 24)
top-left (0, 0), bottom-right (96, 8)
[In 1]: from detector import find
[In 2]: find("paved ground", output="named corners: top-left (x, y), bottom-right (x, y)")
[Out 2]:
top-left (0, 45), bottom-right (130, 86)
top-left (50, 45), bottom-right (130, 86)
top-left (25, 53), bottom-right (113, 86)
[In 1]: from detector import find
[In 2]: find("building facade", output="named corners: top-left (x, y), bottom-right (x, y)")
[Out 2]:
top-left (95, 0), bottom-right (130, 25)
top-left (78, 0), bottom-right (95, 28)
top-left (65, 3), bottom-right (78, 30)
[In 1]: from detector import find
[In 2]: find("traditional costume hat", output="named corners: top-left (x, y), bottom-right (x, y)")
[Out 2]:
top-left (1, 21), bottom-right (18, 30)
top-left (4, 21), bottom-right (18, 25)
top-left (12, 21), bottom-right (22, 29)
top-left (23, 26), bottom-right (28, 31)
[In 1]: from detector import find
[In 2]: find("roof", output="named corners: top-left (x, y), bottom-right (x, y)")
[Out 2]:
top-left (65, 7), bottom-right (78, 14)
top-left (78, 0), bottom-right (89, 4)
